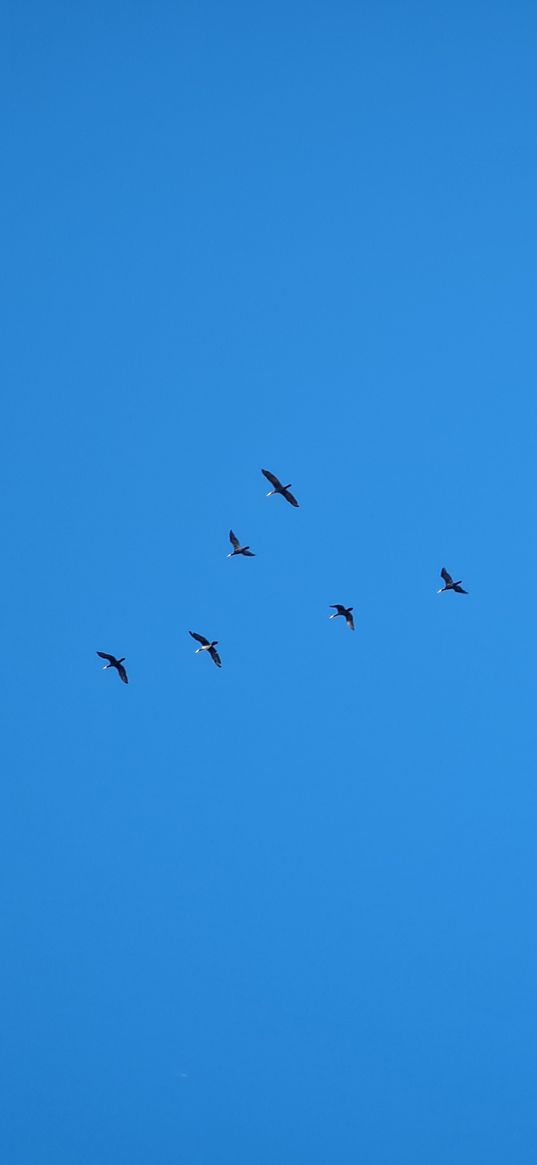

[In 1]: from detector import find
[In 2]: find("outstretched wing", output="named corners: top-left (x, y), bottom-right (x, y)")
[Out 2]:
top-left (242, 549), bottom-right (255, 556)
top-left (346, 611), bottom-right (355, 630)
top-left (229, 530), bottom-right (240, 550)
top-left (117, 663), bottom-right (128, 684)
top-left (441, 568), bottom-right (453, 586)
top-left (209, 646), bottom-right (222, 667)
top-left (97, 651), bottom-right (116, 663)
top-left (282, 487), bottom-right (299, 508)
top-left (189, 631), bottom-right (209, 646)
top-left (330, 605), bottom-right (345, 615)
top-left (453, 584), bottom-right (468, 594)
top-left (262, 468), bottom-right (281, 489)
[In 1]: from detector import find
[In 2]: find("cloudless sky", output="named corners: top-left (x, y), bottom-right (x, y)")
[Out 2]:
top-left (2, 2), bottom-right (537, 1161)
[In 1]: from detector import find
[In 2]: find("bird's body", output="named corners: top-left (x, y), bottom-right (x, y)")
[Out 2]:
top-left (189, 631), bottom-right (222, 667)
top-left (437, 568), bottom-right (468, 594)
top-left (97, 651), bottom-right (128, 683)
top-left (227, 530), bottom-right (255, 558)
top-left (329, 604), bottom-right (355, 630)
top-left (261, 468), bottom-right (299, 508)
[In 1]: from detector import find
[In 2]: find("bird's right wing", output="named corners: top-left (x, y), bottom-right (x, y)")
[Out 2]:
top-left (441, 568), bottom-right (453, 585)
top-left (209, 646), bottom-right (222, 667)
top-left (262, 468), bottom-right (281, 488)
top-left (229, 530), bottom-right (240, 550)
top-left (189, 631), bottom-right (209, 646)
top-left (330, 605), bottom-right (345, 614)
top-left (282, 488), bottom-right (299, 508)
top-left (346, 613), bottom-right (355, 631)
top-left (117, 663), bottom-right (129, 684)
top-left (97, 651), bottom-right (115, 663)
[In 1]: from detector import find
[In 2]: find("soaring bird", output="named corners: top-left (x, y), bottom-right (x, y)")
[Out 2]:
top-left (437, 568), bottom-right (468, 595)
top-left (261, 468), bottom-right (299, 508)
top-left (227, 530), bottom-right (255, 558)
top-left (97, 651), bottom-right (128, 683)
top-left (189, 631), bottom-right (222, 667)
top-left (329, 604), bottom-right (355, 630)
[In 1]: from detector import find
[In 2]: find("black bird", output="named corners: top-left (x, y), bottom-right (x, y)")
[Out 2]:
top-left (227, 530), bottom-right (255, 558)
top-left (261, 468), bottom-right (299, 508)
top-left (189, 631), bottom-right (222, 667)
top-left (438, 568), bottom-right (468, 595)
top-left (329, 604), bottom-right (355, 630)
top-left (97, 651), bottom-right (128, 683)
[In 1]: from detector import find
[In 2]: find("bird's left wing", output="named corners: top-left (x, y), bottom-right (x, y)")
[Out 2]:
top-left (97, 651), bottom-right (115, 663)
top-left (117, 663), bottom-right (129, 684)
top-left (189, 631), bottom-right (209, 646)
top-left (262, 468), bottom-right (281, 488)
top-left (441, 568), bottom-right (453, 585)
top-left (282, 487), bottom-right (299, 508)
top-left (209, 646), bottom-right (222, 667)
top-left (229, 530), bottom-right (240, 550)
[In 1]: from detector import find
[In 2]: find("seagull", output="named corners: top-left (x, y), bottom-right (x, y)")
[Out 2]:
top-left (329, 604), bottom-right (355, 630)
top-left (97, 651), bottom-right (128, 683)
top-left (227, 530), bottom-right (255, 558)
top-left (437, 568), bottom-right (468, 595)
top-left (189, 631), bottom-right (222, 667)
top-left (261, 468), bottom-right (299, 508)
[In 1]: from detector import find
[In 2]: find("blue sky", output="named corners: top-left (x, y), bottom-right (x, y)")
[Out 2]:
top-left (2, 2), bottom-right (537, 1161)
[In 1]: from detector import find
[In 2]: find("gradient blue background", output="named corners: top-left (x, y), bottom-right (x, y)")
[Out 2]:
top-left (2, 2), bottom-right (537, 1161)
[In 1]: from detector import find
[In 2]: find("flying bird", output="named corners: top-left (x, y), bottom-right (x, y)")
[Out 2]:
top-left (189, 631), bottom-right (222, 667)
top-left (437, 568), bottom-right (468, 595)
top-left (329, 604), bottom-right (355, 630)
top-left (227, 530), bottom-right (255, 558)
top-left (97, 651), bottom-right (128, 683)
top-left (261, 468), bottom-right (299, 508)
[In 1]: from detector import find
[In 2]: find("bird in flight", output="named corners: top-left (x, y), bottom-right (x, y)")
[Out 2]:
top-left (227, 530), bottom-right (255, 558)
top-left (261, 468), bottom-right (299, 508)
top-left (97, 651), bottom-right (128, 683)
top-left (437, 568), bottom-right (468, 595)
top-left (329, 604), bottom-right (355, 630)
top-left (189, 631), bottom-right (222, 667)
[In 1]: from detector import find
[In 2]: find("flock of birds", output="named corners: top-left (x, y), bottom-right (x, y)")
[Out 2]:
top-left (97, 468), bottom-right (468, 685)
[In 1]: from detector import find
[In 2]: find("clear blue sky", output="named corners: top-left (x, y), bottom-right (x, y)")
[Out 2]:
top-left (2, 2), bottom-right (537, 1161)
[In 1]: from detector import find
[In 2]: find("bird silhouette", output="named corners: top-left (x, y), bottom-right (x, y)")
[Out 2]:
top-left (261, 468), bottom-right (299, 508)
top-left (189, 631), bottom-right (222, 667)
top-left (227, 530), bottom-right (255, 558)
top-left (437, 568), bottom-right (468, 594)
top-left (329, 604), bottom-right (355, 630)
top-left (97, 651), bottom-right (128, 683)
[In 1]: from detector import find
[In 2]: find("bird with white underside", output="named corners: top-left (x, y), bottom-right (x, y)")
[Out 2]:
top-left (189, 631), bottom-right (222, 667)
top-left (261, 468), bottom-right (299, 508)
top-left (227, 530), bottom-right (255, 558)
top-left (329, 605), bottom-right (355, 630)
